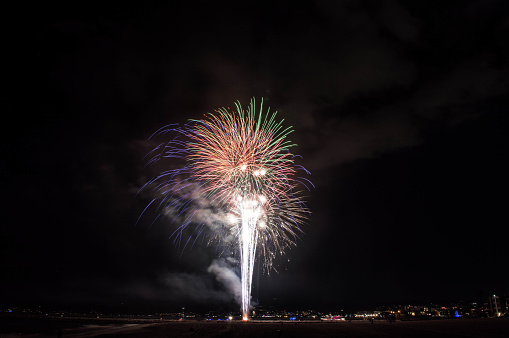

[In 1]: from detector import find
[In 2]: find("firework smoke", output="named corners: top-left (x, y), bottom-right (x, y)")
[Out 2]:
top-left (207, 259), bottom-right (242, 305)
top-left (140, 98), bottom-right (311, 319)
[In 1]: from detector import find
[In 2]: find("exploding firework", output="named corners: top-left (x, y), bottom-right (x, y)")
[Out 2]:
top-left (139, 98), bottom-right (312, 320)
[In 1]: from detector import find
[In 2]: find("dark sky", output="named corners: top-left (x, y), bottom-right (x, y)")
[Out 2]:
top-left (2, 0), bottom-right (508, 313)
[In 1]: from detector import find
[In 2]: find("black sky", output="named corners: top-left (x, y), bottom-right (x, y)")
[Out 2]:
top-left (2, 0), bottom-right (509, 313)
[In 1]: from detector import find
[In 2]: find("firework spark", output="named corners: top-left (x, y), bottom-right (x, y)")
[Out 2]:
top-left (140, 98), bottom-right (312, 320)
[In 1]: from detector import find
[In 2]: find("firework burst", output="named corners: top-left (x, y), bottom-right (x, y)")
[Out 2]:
top-left (140, 98), bottom-right (312, 320)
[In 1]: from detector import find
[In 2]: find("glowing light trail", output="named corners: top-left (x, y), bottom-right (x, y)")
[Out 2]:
top-left (141, 98), bottom-right (312, 320)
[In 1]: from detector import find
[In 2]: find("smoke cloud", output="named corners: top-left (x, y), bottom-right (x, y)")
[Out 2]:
top-left (207, 259), bottom-right (242, 306)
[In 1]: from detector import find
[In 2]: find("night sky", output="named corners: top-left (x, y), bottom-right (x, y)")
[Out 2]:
top-left (2, 1), bottom-right (509, 314)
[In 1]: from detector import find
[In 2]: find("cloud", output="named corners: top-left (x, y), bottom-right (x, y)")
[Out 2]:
top-left (305, 109), bottom-right (421, 171)
top-left (412, 58), bottom-right (509, 121)
top-left (293, 56), bottom-right (508, 173)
